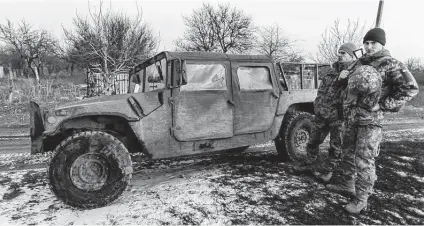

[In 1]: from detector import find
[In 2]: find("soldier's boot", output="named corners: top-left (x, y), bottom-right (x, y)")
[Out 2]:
top-left (293, 156), bottom-right (318, 173)
top-left (345, 193), bottom-right (369, 214)
top-left (326, 179), bottom-right (356, 198)
top-left (315, 171), bottom-right (333, 183)
top-left (293, 145), bottom-right (318, 173)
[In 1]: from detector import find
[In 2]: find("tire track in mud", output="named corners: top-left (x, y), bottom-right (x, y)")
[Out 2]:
top-left (1, 128), bottom-right (424, 224)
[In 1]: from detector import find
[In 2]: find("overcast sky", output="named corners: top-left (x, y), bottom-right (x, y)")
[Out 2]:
top-left (0, 0), bottom-right (422, 62)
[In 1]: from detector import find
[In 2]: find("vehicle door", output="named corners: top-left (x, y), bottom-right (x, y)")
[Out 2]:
top-left (172, 60), bottom-right (234, 141)
top-left (232, 62), bottom-right (279, 135)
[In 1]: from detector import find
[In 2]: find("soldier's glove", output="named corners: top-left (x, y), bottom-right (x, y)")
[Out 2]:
top-left (338, 70), bottom-right (349, 80)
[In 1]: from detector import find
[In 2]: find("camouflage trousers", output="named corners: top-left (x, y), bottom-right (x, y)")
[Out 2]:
top-left (306, 116), bottom-right (344, 173)
top-left (336, 123), bottom-right (382, 196)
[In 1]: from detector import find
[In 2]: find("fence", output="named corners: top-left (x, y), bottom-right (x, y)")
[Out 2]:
top-left (279, 63), bottom-right (332, 90)
top-left (86, 72), bottom-right (129, 97)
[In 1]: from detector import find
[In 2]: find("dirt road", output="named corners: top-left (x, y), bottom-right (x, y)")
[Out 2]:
top-left (0, 119), bottom-right (424, 224)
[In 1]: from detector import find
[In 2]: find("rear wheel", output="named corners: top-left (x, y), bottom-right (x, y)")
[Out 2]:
top-left (48, 131), bottom-right (132, 209)
top-left (274, 111), bottom-right (313, 162)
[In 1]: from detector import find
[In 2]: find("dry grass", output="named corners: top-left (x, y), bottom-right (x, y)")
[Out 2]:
top-left (0, 77), bottom-right (86, 127)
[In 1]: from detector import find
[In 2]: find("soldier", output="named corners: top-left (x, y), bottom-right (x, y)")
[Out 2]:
top-left (326, 28), bottom-right (419, 214)
top-left (294, 43), bottom-right (356, 182)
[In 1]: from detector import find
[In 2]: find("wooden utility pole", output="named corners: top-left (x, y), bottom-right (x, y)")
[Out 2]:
top-left (375, 0), bottom-right (384, 28)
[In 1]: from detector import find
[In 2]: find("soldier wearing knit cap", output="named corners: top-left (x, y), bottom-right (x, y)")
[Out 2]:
top-left (327, 28), bottom-right (419, 214)
top-left (293, 43), bottom-right (357, 181)
top-left (339, 43), bottom-right (357, 57)
top-left (363, 27), bottom-right (386, 46)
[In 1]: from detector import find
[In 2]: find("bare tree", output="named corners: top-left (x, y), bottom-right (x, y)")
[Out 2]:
top-left (255, 24), bottom-right (299, 61)
top-left (314, 19), bottom-right (367, 63)
top-left (0, 19), bottom-right (58, 82)
top-left (63, 2), bottom-right (159, 96)
top-left (174, 4), bottom-right (217, 52)
top-left (175, 3), bottom-right (255, 54)
top-left (405, 57), bottom-right (424, 72)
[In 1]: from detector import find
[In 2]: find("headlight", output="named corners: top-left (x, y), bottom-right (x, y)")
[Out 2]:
top-left (47, 116), bottom-right (57, 124)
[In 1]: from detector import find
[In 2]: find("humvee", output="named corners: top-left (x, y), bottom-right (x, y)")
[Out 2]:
top-left (30, 51), bottom-right (330, 209)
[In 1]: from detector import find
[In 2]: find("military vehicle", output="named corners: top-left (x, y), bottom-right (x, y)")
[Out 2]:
top-left (30, 51), bottom-right (330, 208)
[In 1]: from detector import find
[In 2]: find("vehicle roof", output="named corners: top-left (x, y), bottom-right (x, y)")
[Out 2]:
top-left (131, 51), bottom-right (330, 74)
top-left (164, 51), bottom-right (273, 62)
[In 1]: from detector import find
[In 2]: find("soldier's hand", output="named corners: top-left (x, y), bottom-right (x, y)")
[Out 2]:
top-left (338, 70), bottom-right (349, 80)
top-left (370, 104), bottom-right (380, 112)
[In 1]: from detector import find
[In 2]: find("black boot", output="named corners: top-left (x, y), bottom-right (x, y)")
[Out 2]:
top-left (314, 171), bottom-right (333, 183)
top-left (345, 193), bottom-right (369, 214)
top-left (293, 156), bottom-right (317, 173)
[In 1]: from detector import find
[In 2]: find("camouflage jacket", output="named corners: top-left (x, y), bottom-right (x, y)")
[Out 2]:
top-left (313, 61), bottom-right (352, 120)
top-left (344, 49), bottom-right (419, 126)
top-left (342, 65), bottom-right (382, 126)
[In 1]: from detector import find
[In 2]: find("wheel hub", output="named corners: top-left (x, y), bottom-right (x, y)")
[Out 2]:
top-left (294, 129), bottom-right (309, 154)
top-left (70, 153), bottom-right (109, 191)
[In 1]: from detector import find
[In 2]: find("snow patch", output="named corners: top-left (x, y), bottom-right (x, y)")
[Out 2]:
top-left (383, 209), bottom-right (404, 219)
top-left (392, 161), bottom-right (411, 167)
top-left (408, 207), bottom-right (424, 216)
top-left (411, 175), bottom-right (424, 183)
top-left (395, 171), bottom-right (408, 177)
top-left (396, 156), bottom-right (416, 162)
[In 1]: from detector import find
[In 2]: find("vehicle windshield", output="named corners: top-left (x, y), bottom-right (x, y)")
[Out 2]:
top-left (129, 58), bottom-right (167, 93)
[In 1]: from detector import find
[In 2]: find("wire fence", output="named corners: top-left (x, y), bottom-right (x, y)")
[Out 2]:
top-left (86, 72), bottom-right (129, 97)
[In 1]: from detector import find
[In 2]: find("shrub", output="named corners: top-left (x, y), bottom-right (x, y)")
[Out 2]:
top-left (0, 77), bottom-right (87, 127)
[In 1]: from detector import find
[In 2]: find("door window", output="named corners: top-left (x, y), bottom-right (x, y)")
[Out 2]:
top-left (237, 66), bottom-right (272, 90)
top-left (181, 63), bottom-right (226, 91)
top-left (145, 58), bottom-right (166, 91)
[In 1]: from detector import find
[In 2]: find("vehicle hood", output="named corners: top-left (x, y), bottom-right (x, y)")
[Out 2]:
top-left (52, 92), bottom-right (163, 120)
top-left (55, 94), bottom-right (132, 110)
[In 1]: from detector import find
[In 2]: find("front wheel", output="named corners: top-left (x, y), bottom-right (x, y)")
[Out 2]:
top-left (48, 131), bottom-right (133, 209)
top-left (274, 111), bottom-right (313, 162)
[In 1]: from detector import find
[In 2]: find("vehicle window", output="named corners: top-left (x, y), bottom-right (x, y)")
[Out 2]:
top-left (181, 63), bottom-right (226, 91)
top-left (237, 66), bottom-right (272, 90)
top-left (281, 64), bottom-right (301, 90)
top-left (145, 59), bottom-right (166, 91)
top-left (317, 64), bottom-right (332, 87)
top-left (129, 69), bottom-right (144, 93)
top-left (303, 64), bottom-right (317, 89)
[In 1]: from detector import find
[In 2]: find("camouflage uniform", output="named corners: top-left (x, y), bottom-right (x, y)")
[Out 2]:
top-left (334, 49), bottom-right (419, 203)
top-left (306, 61), bottom-right (350, 173)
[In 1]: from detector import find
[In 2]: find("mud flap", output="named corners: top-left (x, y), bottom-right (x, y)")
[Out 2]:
top-left (30, 101), bottom-right (45, 153)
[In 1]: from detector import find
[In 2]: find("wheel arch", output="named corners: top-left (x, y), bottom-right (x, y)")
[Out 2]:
top-left (43, 115), bottom-right (146, 154)
top-left (285, 102), bottom-right (314, 115)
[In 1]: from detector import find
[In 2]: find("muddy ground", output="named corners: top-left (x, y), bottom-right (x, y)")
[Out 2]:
top-left (0, 124), bottom-right (424, 224)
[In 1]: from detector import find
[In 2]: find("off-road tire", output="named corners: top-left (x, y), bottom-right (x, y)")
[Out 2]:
top-left (274, 111), bottom-right (313, 162)
top-left (48, 131), bottom-right (133, 209)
